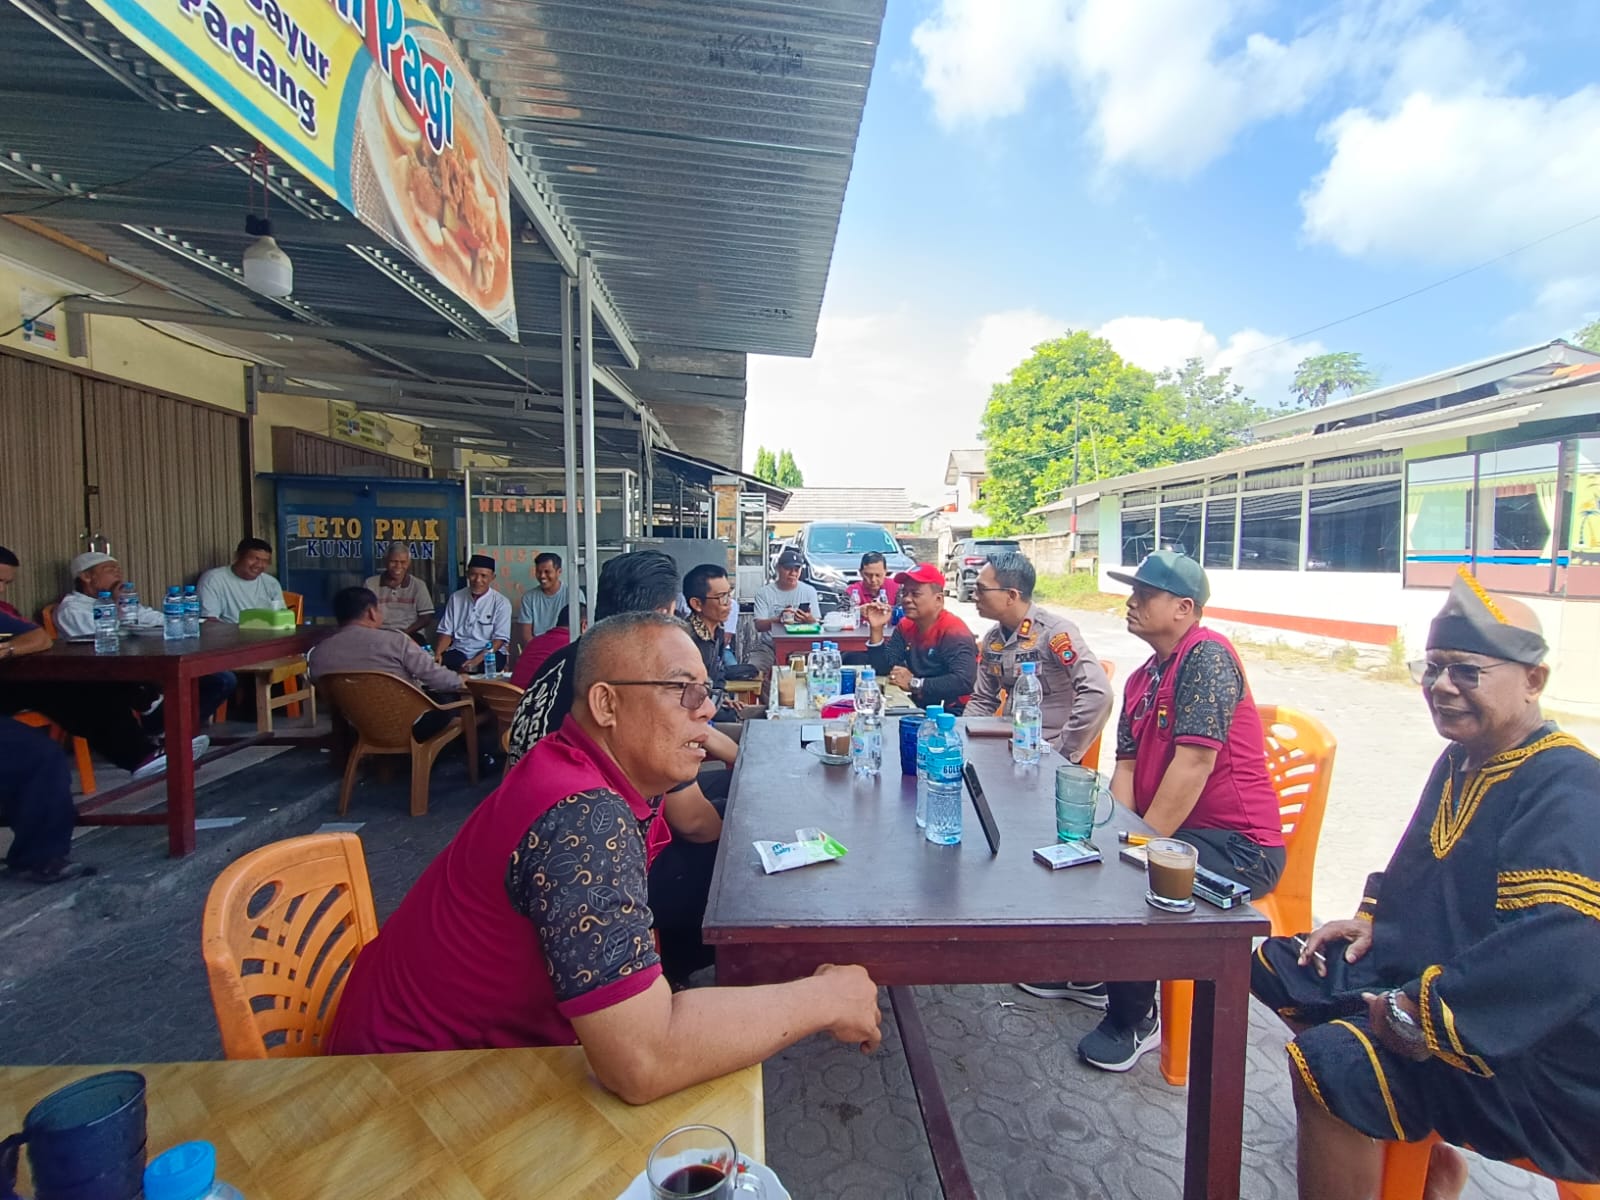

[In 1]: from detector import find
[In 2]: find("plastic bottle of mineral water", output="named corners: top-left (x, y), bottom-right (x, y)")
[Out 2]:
top-left (915, 702), bottom-right (945, 828)
top-left (163, 586), bottom-right (185, 641)
top-left (824, 641), bottom-right (843, 702)
top-left (483, 647), bottom-right (498, 678)
top-left (183, 584), bottom-right (201, 637)
top-left (924, 744), bottom-right (964, 845)
top-left (93, 591), bottom-right (119, 654)
top-left (118, 582), bottom-right (140, 629)
top-left (851, 667), bottom-right (883, 778)
top-left (1011, 661), bottom-right (1043, 765)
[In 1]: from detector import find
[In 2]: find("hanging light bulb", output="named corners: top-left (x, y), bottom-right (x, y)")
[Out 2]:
top-left (242, 213), bottom-right (293, 298)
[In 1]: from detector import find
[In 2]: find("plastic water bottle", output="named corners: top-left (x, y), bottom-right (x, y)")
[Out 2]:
top-left (851, 667), bottom-right (883, 778)
top-left (915, 702), bottom-right (945, 828)
top-left (144, 1139), bottom-right (245, 1200)
top-left (118, 582), bottom-right (140, 628)
top-left (183, 584), bottom-right (201, 637)
top-left (1012, 661), bottom-right (1044, 765)
top-left (821, 641), bottom-right (839, 703)
top-left (924, 744), bottom-right (964, 845)
top-left (93, 591), bottom-right (119, 654)
top-left (163, 586), bottom-right (185, 641)
top-left (483, 647), bottom-right (498, 678)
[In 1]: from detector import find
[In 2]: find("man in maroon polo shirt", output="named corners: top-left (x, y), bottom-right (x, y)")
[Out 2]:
top-left (1022, 551), bottom-right (1285, 1072)
top-left (329, 611), bottom-right (882, 1104)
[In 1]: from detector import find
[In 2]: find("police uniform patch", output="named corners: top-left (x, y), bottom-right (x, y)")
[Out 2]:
top-left (988, 637), bottom-right (1005, 654)
top-left (1049, 631), bottom-right (1076, 665)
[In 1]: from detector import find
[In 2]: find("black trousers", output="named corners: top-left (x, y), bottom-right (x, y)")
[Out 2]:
top-left (649, 765), bottom-right (732, 984)
top-left (1106, 828), bottom-right (1287, 1029)
top-left (0, 717), bottom-right (75, 871)
top-left (0, 674), bottom-right (236, 771)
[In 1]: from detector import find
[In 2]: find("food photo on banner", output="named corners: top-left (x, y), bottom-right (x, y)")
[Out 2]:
top-left (82, 0), bottom-right (516, 335)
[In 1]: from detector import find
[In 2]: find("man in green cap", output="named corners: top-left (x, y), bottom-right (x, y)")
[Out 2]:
top-left (1251, 571), bottom-right (1600, 1199)
top-left (1021, 550), bottom-right (1286, 1072)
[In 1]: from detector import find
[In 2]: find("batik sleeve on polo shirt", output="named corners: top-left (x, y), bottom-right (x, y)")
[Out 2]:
top-left (504, 786), bottom-right (662, 1018)
top-left (1170, 641), bottom-right (1244, 748)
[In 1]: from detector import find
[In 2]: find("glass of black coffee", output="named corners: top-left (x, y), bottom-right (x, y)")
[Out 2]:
top-left (646, 1125), bottom-right (765, 1199)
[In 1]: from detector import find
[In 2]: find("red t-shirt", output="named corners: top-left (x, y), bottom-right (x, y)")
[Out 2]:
top-left (512, 626), bottom-right (570, 689)
top-left (846, 579), bottom-right (899, 609)
top-left (327, 721), bottom-right (671, 1054)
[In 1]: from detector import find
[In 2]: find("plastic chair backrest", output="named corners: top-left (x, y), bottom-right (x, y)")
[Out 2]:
top-left (471, 679), bottom-right (524, 728)
top-left (319, 670), bottom-right (437, 749)
top-left (282, 591), bottom-right (305, 623)
top-left (201, 833), bottom-right (379, 1059)
top-left (39, 602), bottom-right (58, 638)
top-left (1256, 703), bottom-right (1336, 934)
top-left (1081, 659), bottom-right (1116, 772)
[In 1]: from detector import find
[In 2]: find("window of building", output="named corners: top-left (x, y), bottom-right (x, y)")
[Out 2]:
top-left (1239, 491), bottom-right (1302, 570)
top-left (1471, 443), bottom-right (1558, 592)
top-left (1158, 502), bottom-right (1201, 559)
top-left (1404, 454), bottom-right (1474, 588)
top-left (1121, 508), bottom-right (1154, 566)
top-left (1307, 481), bottom-right (1401, 571)
top-left (1203, 498), bottom-right (1237, 569)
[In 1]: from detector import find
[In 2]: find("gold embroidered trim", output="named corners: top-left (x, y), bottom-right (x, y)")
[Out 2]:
top-left (1498, 890), bottom-right (1600, 922)
top-left (1355, 911), bottom-right (1374, 921)
top-left (1496, 868), bottom-right (1600, 922)
top-left (1457, 567), bottom-right (1508, 624)
top-left (1429, 733), bottom-right (1589, 860)
top-left (1254, 943), bottom-right (1278, 977)
top-left (1418, 965), bottom-right (1492, 1077)
top-left (1286, 1041), bottom-right (1329, 1112)
top-left (1332, 1019), bottom-right (1406, 1140)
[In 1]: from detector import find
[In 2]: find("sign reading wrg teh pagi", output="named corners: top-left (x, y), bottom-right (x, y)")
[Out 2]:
top-left (83, 0), bottom-right (516, 336)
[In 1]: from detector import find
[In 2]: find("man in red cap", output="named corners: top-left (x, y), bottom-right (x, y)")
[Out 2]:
top-left (856, 563), bottom-right (976, 712)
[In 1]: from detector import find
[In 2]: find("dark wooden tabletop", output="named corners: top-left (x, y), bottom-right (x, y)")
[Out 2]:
top-left (704, 718), bottom-right (1264, 944)
top-left (0, 622), bottom-right (324, 682)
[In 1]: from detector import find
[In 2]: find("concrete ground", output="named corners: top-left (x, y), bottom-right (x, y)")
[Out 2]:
top-left (0, 622), bottom-right (1580, 1198)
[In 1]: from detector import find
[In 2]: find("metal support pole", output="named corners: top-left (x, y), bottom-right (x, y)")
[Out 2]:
top-left (561, 275), bottom-right (581, 637)
top-left (578, 254), bottom-right (600, 616)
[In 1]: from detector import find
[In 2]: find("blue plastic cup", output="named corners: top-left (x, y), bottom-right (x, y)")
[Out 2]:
top-left (898, 716), bottom-right (920, 776)
top-left (839, 666), bottom-right (856, 695)
top-left (0, 1070), bottom-right (147, 1200)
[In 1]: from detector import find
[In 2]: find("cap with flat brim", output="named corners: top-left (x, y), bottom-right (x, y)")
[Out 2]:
top-left (894, 563), bottom-right (945, 588)
top-left (1107, 550), bottom-right (1210, 607)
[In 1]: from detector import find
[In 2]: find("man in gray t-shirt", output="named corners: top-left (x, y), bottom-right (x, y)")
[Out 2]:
top-left (514, 551), bottom-right (577, 644)
top-left (752, 548), bottom-right (819, 667)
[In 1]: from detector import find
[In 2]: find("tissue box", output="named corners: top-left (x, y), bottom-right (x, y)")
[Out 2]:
top-left (238, 608), bottom-right (295, 631)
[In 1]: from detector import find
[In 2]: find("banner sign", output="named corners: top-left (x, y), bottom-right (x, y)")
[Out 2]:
top-left (83, 0), bottom-right (517, 337)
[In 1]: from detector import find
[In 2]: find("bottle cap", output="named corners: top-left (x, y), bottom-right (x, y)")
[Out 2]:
top-left (936, 713), bottom-right (956, 730)
top-left (144, 1140), bottom-right (217, 1200)
top-left (927, 703), bottom-right (944, 717)
top-left (1021, 661), bottom-right (1036, 674)
top-left (859, 667), bottom-right (874, 679)
top-left (97, 591), bottom-right (112, 599)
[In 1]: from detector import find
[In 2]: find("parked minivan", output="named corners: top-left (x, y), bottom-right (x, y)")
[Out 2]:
top-left (942, 537), bottom-right (1021, 601)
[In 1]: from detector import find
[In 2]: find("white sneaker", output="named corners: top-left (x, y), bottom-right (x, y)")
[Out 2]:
top-left (190, 735), bottom-right (210, 760)
top-left (131, 753), bottom-right (168, 782)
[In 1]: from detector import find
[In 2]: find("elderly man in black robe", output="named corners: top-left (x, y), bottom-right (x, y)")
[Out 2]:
top-left (1252, 570), bottom-right (1600, 1199)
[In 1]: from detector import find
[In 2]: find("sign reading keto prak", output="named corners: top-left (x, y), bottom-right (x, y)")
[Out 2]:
top-left (84, 0), bottom-right (517, 337)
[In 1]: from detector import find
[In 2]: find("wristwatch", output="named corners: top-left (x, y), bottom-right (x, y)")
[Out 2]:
top-left (910, 676), bottom-right (924, 693)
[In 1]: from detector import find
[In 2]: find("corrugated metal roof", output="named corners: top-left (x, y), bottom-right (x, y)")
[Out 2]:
top-left (945, 449), bottom-right (985, 482)
top-left (774, 486), bottom-right (916, 525)
top-left (447, 0), bottom-right (885, 355)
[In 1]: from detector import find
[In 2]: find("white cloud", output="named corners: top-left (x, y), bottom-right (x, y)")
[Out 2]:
top-left (1301, 85), bottom-right (1600, 333)
top-left (962, 309), bottom-right (1069, 386)
top-left (1095, 316), bottom-right (1321, 404)
top-left (912, 0), bottom-right (1340, 176)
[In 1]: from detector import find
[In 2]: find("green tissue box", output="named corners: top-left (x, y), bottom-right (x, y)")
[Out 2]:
top-left (239, 608), bottom-right (295, 630)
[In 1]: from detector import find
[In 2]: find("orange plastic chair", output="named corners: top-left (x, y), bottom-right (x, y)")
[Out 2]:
top-left (218, 591), bottom-right (315, 730)
top-left (39, 603), bottom-right (59, 638)
top-left (1080, 660), bottom-right (1116, 772)
top-left (1381, 1134), bottom-right (1600, 1200)
top-left (318, 671), bottom-right (478, 817)
top-left (201, 832), bottom-right (379, 1059)
top-left (1159, 703), bottom-right (1337, 1086)
top-left (13, 710), bottom-right (96, 796)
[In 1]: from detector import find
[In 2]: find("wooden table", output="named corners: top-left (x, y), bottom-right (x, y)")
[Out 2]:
top-left (0, 624), bottom-right (324, 856)
top-left (0, 1049), bottom-right (764, 1200)
top-left (769, 626), bottom-right (871, 665)
top-left (703, 719), bottom-right (1267, 1200)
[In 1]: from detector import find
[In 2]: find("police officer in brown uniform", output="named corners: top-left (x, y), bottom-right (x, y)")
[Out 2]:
top-left (966, 551), bottom-right (1113, 763)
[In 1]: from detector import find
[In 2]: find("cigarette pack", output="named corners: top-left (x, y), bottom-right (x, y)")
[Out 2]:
top-left (1033, 841), bottom-right (1102, 869)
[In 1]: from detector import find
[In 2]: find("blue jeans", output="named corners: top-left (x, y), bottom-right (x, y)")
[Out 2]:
top-left (0, 717), bottom-right (75, 871)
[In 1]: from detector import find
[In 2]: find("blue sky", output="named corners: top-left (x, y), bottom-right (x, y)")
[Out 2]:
top-left (744, 0), bottom-right (1600, 503)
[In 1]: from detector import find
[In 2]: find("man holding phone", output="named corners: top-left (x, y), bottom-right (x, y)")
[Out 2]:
top-left (751, 548), bottom-right (819, 669)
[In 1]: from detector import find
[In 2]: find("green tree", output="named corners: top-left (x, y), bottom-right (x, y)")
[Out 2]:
top-left (775, 449), bottom-right (805, 488)
top-left (978, 333), bottom-right (1254, 534)
top-left (1291, 351), bottom-right (1378, 408)
top-left (752, 446), bottom-right (777, 482)
top-left (1575, 318), bottom-right (1600, 353)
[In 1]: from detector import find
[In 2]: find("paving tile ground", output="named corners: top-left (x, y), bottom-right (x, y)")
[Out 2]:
top-left (0, 622), bottom-right (1577, 1198)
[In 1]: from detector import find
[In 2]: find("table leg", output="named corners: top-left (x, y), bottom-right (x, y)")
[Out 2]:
top-left (887, 986), bottom-right (976, 1200)
top-left (1183, 954), bottom-right (1252, 1200)
top-left (162, 671), bottom-right (199, 857)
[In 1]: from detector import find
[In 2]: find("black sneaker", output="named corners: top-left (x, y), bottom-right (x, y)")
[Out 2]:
top-left (1015, 981), bottom-right (1109, 1010)
top-left (1077, 1011), bottom-right (1162, 1072)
